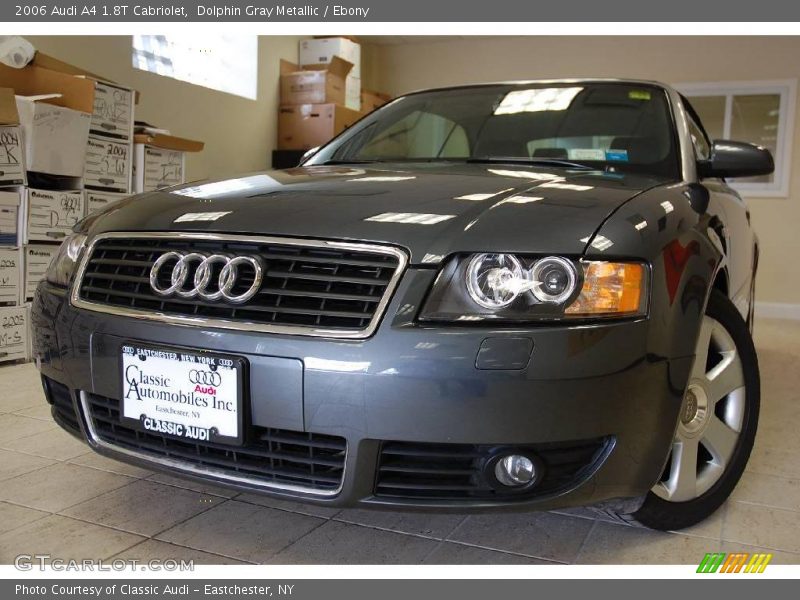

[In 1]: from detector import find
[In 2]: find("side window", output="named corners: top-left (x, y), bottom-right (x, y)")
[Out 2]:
top-left (683, 99), bottom-right (712, 162)
top-left (358, 111), bottom-right (469, 159)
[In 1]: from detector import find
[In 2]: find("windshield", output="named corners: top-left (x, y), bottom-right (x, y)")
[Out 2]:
top-left (308, 82), bottom-right (681, 179)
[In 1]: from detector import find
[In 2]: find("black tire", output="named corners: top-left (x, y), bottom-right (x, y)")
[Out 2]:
top-left (627, 290), bottom-right (760, 531)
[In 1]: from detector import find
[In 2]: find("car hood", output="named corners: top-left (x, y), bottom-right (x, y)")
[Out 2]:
top-left (90, 163), bottom-right (669, 263)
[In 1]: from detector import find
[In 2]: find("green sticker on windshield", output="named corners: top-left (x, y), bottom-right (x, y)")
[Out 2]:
top-left (629, 90), bottom-right (651, 101)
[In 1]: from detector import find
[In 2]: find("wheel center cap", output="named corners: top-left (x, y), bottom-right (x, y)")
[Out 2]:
top-left (680, 384), bottom-right (710, 435)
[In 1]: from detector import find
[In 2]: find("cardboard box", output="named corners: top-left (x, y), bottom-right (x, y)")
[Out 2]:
top-left (88, 80), bottom-right (135, 140)
top-left (0, 188), bottom-right (22, 246)
top-left (15, 96), bottom-right (91, 178)
top-left (26, 188), bottom-right (84, 243)
top-left (0, 63), bottom-right (95, 178)
top-left (0, 304), bottom-right (29, 363)
top-left (300, 37), bottom-right (361, 79)
top-left (84, 135), bottom-right (132, 193)
top-left (280, 57), bottom-right (353, 106)
top-left (24, 243), bottom-right (58, 302)
top-left (85, 190), bottom-right (126, 216)
top-left (0, 247), bottom-right (22, 306)
top-left (345, 75), bottom-right (361, 112)
top-left (278, 103), bottom-right (362, 151)
top-left (0, 87), bottom-right (26, 186)
top-left (361, 88), bottom-right (392, 114)
top-left (132, 133), bottom-right (203, 193)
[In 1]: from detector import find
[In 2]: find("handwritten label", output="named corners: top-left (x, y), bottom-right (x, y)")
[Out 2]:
top-left (143, 147), bottom-right (184, 192)
top-left (84, 137), bottom-right (131, 193)
top-left (0, 126), bottom-right (25, 185)
top-left (0, 306), bottom-right (27, 361)
top-left (0, 248), bottom-right (20, 306)
top-left (27, 189), bottom-right (84, 242)
top-left (25, 245), bottom-right (58, 301)
top-left (91, 82), bottom-right (134, 139)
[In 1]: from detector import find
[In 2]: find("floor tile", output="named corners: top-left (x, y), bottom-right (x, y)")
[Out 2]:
top-left (0, 449), bottom-right (55, 482)
top-left (0, 514), bottom-right (143, 564)
top-left (0, 414), bottom-right (56, 445)
top-left (112, 539), bottom-right (249, 565)
top-left (335, 509), bottom-right (466, 540)
top-left (1, 428), bottom-right (89, 461)
top-left (270, 520), bottom-right (437, 564)
top-left (13, 404), bottom-right (53, 421)
top-left (720, 541), bottom-right (800, 565)
top-left (61, 480), bottom-right (226, 537)
top-left (448, 511), bottom-right (594, 563)
top-left (147, 473), bottom-right (238, 498)
top-left (0, 502), bottom-right (49, 535)
top-left (747, 444), bottom-right (800, 479)
top-left (68, 452), bottom-right (154, 479)
top-left (575, 521), bottom-right (715, 564)
top-left (422, 542), bottom-right (554, 564)
top-left (0, 463), bottom-right (135, 512)
top-left (731, 471), bottom-right (800, 512)
top-left (235, 493), bottom-right (341, 518)
top-left (723, 501), bottom-right (800, 553)
top-left (157, 500), bottom-right (324, 563)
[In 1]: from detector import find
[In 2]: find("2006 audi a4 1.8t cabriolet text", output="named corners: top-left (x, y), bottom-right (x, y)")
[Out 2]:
top-left (31, 80), bottom-right (773, 530)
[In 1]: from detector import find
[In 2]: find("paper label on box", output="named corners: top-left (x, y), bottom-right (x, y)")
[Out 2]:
top-left (27, 189), bottom-right (84, 242)
top-left (91, 82), bottom-right (134, 139)
top-left (0, 248), bottom-right (20, 306)
top-left (143, 147), bottom-right (183, 191)
top-left (0, 126), bottom-right (25, 186)
top-left (0, 306), bottom-right (27, 362)
top-left (25, 244), bottom-right (58, 301)
top-left (84, 136), bottom-right (131, 193)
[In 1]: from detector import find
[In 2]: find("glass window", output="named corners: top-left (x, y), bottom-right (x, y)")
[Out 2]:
top-left (678, 81), bottom-right (796, 197)
top-left (314, 83), bottom-right (681, 179)
top-left (132, 35), bottom-right (258, 100)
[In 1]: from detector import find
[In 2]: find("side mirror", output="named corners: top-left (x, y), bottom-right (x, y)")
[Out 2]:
top-left (697, 140), bottom-right (774, 179)
top-left (299, 146), bottom-right (320, 165)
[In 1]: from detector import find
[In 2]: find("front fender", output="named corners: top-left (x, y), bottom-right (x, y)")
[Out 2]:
top-left (584, 183), bottom-right (723, 367)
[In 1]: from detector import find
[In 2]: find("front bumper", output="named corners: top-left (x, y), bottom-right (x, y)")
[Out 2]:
top-left (31, 269), bottom-right (690, 511)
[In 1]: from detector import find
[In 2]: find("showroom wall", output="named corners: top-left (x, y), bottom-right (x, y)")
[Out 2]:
top-left (25, 35), bottom-right (303, 183)
top-left (366, 36), bottom-right (800, 311)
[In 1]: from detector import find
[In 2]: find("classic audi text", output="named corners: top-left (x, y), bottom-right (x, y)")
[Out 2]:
top-left (31, 80), bottom-right (771, 528)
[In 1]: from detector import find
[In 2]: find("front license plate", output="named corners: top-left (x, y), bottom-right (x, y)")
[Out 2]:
top-left (120, 343), bottom-right (244, 446)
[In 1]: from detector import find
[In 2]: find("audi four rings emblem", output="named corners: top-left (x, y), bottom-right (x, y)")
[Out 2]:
top-left (149, 252), bottom-right (264, 304)
top-left (189, 369), bottom-right (222, 386)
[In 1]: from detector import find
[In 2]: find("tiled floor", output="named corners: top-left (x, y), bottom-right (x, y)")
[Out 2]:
top-left (0, 318), bottom-right (798, 565)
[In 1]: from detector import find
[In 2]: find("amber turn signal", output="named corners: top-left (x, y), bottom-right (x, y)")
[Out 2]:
top-left (565, 261), bottom-right (647, 316)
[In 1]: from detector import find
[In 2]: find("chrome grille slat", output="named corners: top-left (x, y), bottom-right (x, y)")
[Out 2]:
top-left (72, 232), bottom-right (408, 338)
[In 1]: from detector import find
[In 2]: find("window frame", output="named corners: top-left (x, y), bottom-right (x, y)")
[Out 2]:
top-left (676, 79), bottom-right (797, 198)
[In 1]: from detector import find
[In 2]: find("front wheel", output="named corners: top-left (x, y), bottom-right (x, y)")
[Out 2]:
top-left (628, 290), bottom-right (760, 530)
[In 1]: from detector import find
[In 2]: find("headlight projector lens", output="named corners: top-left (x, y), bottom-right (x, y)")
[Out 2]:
top-left (530, 256), bottom-right (578, 304)
top-left (466, 253), bottom-right (527, 309)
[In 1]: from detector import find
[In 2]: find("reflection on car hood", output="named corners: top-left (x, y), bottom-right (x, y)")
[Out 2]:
top-left (89, 163), bottom-right (670, 262)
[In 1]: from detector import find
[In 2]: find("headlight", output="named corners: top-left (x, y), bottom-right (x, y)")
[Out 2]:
top-left (420, 253), bottom-right (648, 322)
top-left (45, 233), bottom-right (87, 287)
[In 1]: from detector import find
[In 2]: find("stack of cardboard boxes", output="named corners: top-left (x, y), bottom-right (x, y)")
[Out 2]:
top-left (277, 37), bottom-right (392, 162)
top-left (0, 52), bottom-right (202, 365)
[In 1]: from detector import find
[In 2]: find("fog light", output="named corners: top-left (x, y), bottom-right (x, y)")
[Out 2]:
top-left (494, 454), bottom-right (536, 487)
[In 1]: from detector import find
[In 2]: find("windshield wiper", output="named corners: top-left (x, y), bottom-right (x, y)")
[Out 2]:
top-left (467, 157), bottom-right (594, 170)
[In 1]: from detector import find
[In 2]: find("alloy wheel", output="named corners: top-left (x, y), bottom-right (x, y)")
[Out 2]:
top-left (652, 315), bottom-right (746, 502)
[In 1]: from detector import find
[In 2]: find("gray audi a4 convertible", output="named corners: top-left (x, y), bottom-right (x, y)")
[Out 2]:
top-left (32, 80), bottom-right (772, 530)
